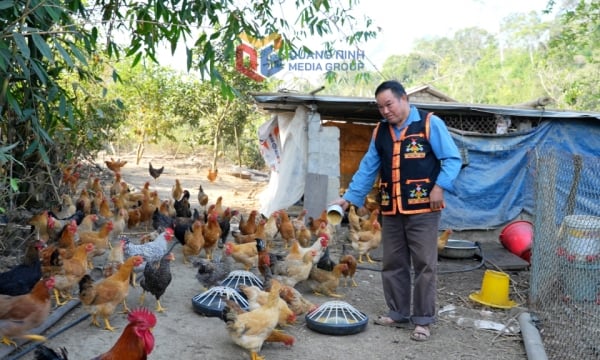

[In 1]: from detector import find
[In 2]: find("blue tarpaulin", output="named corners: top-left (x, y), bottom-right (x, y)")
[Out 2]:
top-left (443, 119), bottom-right (600, 230)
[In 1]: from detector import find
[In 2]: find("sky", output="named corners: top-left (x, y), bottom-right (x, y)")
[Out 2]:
top-left (159, 0), bottom-right (555, 81)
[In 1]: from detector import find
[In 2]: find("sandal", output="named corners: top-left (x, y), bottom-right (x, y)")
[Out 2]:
top-left (373, 316), bottom-right (411, 329)
top-left (410, 325), bottom-right (430, 342)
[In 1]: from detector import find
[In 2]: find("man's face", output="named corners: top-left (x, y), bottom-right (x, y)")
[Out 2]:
top-left (376, 89), bottom-right (409, 125)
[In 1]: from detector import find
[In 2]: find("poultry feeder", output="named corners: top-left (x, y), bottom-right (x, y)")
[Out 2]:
top-left (305, 301), bottom-right (369, 335)
top-left (192, 286), bottom-right (249, 317)
top-left (219, 270), bottom-right (264, 290)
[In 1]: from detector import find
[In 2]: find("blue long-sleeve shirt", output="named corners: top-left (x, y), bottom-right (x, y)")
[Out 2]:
top-left (343, 105), bottom-right (462, 207)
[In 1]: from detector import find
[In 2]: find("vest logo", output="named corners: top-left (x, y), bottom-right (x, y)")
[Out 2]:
top-left (404, 138), bottom-right (426, 159)
top-left (236, 33), bottom-right (283, 82)
top-left (408, 183), bottom-right (429, 204)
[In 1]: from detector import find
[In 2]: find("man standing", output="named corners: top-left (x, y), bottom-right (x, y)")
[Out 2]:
top-left (330, 80), bottom-right (461, 341)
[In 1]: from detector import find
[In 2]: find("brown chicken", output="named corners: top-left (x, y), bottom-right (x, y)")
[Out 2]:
top-left (224, 241), bottom-right (258, 271)
top-left (339, 245), bottom-right (358, 287)
top-left (79, 255), bottom-right (144, 331)
top-left (263, 267), bottom-right (317, 315)
top-left (94, 307), bottom-right (156, 359)
top-left (76, 188), bottom-right (92, 215)
top-left (239, 210), bottom-right (259, 235)
top-left (79, 220), bottom-right (114, 267)
top-left (437, 229), bottom-right (453, 252)
top-left (182, 219), bottom-right (205, 264)
top-left (109, 172), bottom-right (123, 197)
top-left (197, 184), bottom-right (209, 211)
top-left (360, 208), bottom-right (380, 231)
top-left (28, 211), bottom-right (51, 242)
top-left (294, 223), bottom-right (312, 248)
top-left (239, 285), bottom-right (297, 327)
top-left (307, 263), bottom-right (348, 298)
top-left (349, 219), bottom-right (382, 263)
top-left (57, 219), bottom-right (78, 258)
top-left (307, 210), bottom-right (328, 235)
top-left (105, 157), bottom-right (127, 174)
top-left (232, 219), bottom-right (266, 244)
top-left (110, 208), bottom-right (128, 241)
top-left (98, 198), bottom-right (114, 219)
top-left (0, 277), bottom-right (55, 346)
top-left (221, 280), bottom-right (282, 360)
top-left (171, 179), bottom-right (183, 201)
top-left (103, 239), bottom-right (125, 278)
top-left (207, 167), bottom-right (218, 182)
top-left (262, 211), bottom-right (279, 246)
top-left (271, 249), bottom-right (317, 287)
top-left (201, 212), bottom-right (222, 261)
top-left (347, 205), bottom-right (362, 232)
top-left (149, 162), bottom-right (164, 183)
top-left (62, 164), bottom-right (81, 194)
top-left (51, 243), bottom-right (95, 305)
top-left (127, 208), bottom-right (142, 229)
top-left (276, 210), bottom-right (295, 249)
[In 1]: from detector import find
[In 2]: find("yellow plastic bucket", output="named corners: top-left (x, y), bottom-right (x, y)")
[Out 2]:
top-left (469, 270), bottom-right (517, 309)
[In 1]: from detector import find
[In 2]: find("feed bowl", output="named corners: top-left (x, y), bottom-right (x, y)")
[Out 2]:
top-left (305, 301), bottom-right (368, 335)
top-left (192, 285), bottom-right (249, 317)
top-left (439, 239), bottom-right (478, 259)
top-left (219, 270), bottom-right (264, 290)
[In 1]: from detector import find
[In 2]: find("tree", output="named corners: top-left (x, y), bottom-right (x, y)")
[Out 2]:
top-left (0, 0), bottom-right (377, 209)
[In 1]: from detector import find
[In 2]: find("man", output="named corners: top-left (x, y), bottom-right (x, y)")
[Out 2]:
top-left (330, 80), bottom-right (461, 341)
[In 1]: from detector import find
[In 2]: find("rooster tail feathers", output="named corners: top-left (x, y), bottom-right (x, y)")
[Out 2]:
top-left (34, 345), bottom-right (69, 360)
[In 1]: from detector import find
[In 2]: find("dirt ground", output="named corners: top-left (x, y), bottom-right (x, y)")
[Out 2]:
top-left (3, 153), bottom-right (531, 360)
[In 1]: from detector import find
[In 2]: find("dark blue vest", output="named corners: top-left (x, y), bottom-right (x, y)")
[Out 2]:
top-left (374, 110), bottom-right (441, 215)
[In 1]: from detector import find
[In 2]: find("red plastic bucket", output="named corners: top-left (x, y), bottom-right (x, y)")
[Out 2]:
top-left (499, 220), bottom-right (533, 263)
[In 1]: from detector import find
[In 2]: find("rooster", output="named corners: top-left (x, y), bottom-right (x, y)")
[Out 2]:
top-left (148, 162), bottom-right (164, 183)
top-left (105, 157), bottom-right (127, 174)
top-left (34, 308), bottom-right (156, 360)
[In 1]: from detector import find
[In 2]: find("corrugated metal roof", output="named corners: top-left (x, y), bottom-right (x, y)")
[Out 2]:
top-left (251, 92), bottom-right (600, 123)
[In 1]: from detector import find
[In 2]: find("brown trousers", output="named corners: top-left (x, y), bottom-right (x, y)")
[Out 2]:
top-left (381, 211), bottom-right (441, 326)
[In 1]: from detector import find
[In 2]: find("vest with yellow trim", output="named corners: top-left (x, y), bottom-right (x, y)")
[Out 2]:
top-left (374, 109), bottom-right (441, 215)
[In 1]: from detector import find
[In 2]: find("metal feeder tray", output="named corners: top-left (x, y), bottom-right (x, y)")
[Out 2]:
top-left (305, 301), bottom-right (369, 335)
top-left (220, 270), bottom-right (264, 290)
top-left (192, 285), bottom-right (249, 317)
top-left (439, 239), bottom-right (479, 259)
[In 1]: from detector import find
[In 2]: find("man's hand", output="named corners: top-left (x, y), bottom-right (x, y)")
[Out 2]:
top-left (430, 185), bottom-right (445, 211)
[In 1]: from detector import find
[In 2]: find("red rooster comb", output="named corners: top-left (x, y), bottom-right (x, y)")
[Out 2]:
top-left (319, 233), bottom-right (329, 241)
top-left (128, 307), bottom-right (157, 327)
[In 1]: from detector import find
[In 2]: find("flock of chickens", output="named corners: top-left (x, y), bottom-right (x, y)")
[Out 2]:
top-left (0, 157), bottom-right (387, 360)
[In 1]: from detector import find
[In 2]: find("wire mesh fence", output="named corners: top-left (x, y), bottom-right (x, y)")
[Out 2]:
top-left (530, 149), bottom-right (600, 359)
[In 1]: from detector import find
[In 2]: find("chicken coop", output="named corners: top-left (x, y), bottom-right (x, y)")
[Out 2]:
top-left (252, 87), bottom-right (600, 360)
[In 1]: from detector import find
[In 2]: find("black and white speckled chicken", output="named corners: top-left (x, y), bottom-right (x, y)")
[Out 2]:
top-left (193, 255), bottom-right (233, 290)
top-left (123, 228), bottom-right (175, 285)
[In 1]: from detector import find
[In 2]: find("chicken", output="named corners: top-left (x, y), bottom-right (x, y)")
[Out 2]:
top-left (239, 285), bottom-right (297, 327)
top-left (349, 219), bottom-right (382, 263)
top-left (0, 240), bottom-right (42, 296)
top-left (109, 172), bottom-right (123, 197)
top-left (307, 263), bottom-right (348, 298)
top-left (359, 208), bottom-right (380, 232)
top-left (105, 157), bottom-right (127, 174)
top-left (221, 280), bottom-right (282, 360)
top-left (256, 238), bottom-right (278, 280)
top-left (315, 246), bottom-right (336, 272)
top-left (437, 229), bottom-right (453, 252)
top-left (285, 234), bottom-right (328, 265)
top-left (34, 345), bottom-right (69, 359)
top-left (207, 167), bottom-right (218, 182)
top-left (270, 249), bottom-right (317, 287)
top-left (307, 210), bottom-right (328, 235)
top-left (232, 219), bottom-right (266, 244)
top-left (212, 195), bottom-right (225, 218)
top-left (262, 265), bottom-right (317, 315)
top-left (171, 179), bottom-right (183, 201)
top-left (313, 221), bottom-right (334, 245)
top-left (339, 244), bottom-right (358, 287)
top-left (347, 204), bottom-right (362, 232)
top-left (53, 194), bottom-right (76, 220)
top-left (123, 228), bottom-right (175, 285)
top-left (35, 307), bottom-right (156, 360)
top-left (139, 253), bottom-right (175, 313)
top-left (224, 241), bottom-right (258, 271)
top-left (193, 256), bottom-right (234, 290)
top-left (76, 188), bottom-right (92, 215)
top-left (62, 165), bottom-right (81, 194)
top-left (127, 208), bottom-right (142, 229)
top-left (239, 210), bottom-right (259, 235)
top-left (51, 243), bottom-right (95, 305)
top-left (201, 212), bottom-right (222, 260)
top-left (218, 207), bottom-right (236, 246)
top-left (79, 220), bottom-right (114, 267)
top-left (110, 208), bottom-right (128, 241)
top-left (197, 184), bottom-right (209, 212)
top-left (76, 214), bottom-right (97, 234)
top-left (149, 162), bottom-right (164, 183)
top-left (276, 210), bottom-right (295, 249)
top-left (262, 211), bottom-right (279, 246)
top-left (182, 219), bottom-right (205, 264)
top-left (78, 255), bottom-right (144, 331)
top-left (103, 239), bottom-right (125, 278)
top-left (174, 190), bottom-right (192, 218)
top-left (295, 223), bottom-right (312, 248)
top-left (98, 198), bottom-right (114, 220)
top-left (0, 277), bottom-right (55, 346)
top-left (28, 210), bottom-right (51, 242)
